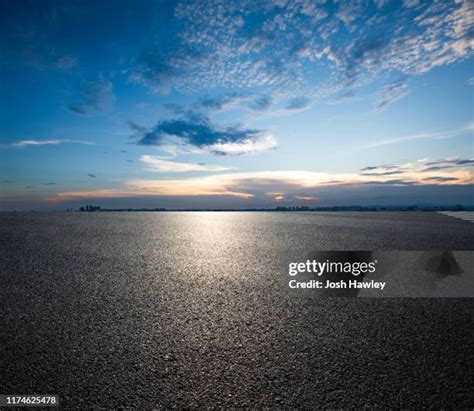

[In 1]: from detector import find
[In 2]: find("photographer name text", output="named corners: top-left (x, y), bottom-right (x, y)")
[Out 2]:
top-left (288, 259), bottom-right (386, 290)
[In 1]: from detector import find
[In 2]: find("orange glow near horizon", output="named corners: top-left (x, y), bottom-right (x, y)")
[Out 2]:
top-left (46, 164), bottom-right (474, 204)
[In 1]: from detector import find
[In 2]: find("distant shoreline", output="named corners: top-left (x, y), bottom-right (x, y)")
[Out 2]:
top-left (3, 205), bottom-right (473, 213)
top-left (71, 204), bottom-right (474, 212)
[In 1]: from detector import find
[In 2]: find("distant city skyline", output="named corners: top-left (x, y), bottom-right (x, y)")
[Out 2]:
top-left (1, 0), bottom-right (473, 210)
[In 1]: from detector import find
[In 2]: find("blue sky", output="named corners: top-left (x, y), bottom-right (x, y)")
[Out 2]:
top-left (1, 0), bottom-right (473, 210)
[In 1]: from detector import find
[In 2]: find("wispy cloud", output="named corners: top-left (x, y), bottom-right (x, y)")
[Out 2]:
top-left (376, 78), bottom-right (410, 111)
top-left (366, 123), bottom-right (474, 148)
top-left (198, 93), bottom-right (247, 111)
top-left (360, 157), bottom-right (473, 181)
top-left (53, 55), bottom-right (77, 69)
top-left (197, 93), bottom-right (273, 112)
top-left (403, 0), bottom-right (420, 8)
top-left (420, 158), bottom-right (474, 172)
top-left (285, 97), bottom-right (311, 111)
top-left (7, 139), bottom-right (94, 148)
top-left (1, 1), bottom-right (80, 71)
top-left (67, 78), bottom-right (115, 116)
top-left (140, 155), bottom-right (236, 172)
top-left (295, 195), bottom-right (319, 201)
top-left (423, 176), bottom-right (459, 182)
top-left (324, 91), bottom-right (360, 105)
top-left (50, 157), bottom-right (473, 203)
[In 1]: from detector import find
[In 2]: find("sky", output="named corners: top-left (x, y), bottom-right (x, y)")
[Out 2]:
top-left (0, 0), bottom-right (473, 210)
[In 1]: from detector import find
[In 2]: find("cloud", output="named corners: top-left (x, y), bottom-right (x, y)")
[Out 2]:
top-left (130, 46), bottom-right (198, 93)
top-left (50, 157), bottom-right (473, 204)
top-left (53, 55), bottom-right (77, 69)
top-left (361, 171), bottom-right (403, 176)
top-left (197, 93), bottom-right (272, 112)
top-left (336, 0), bottom-right (365, 26)
top-left (199, 93), bottom-right (247, 111)
top-left (361, 158), bottom-right (473, 180)
top-left (207, 134), bottom-right (278, 156)
top-left (375, 0), bottom-right (389, 9)
top-left (128, 0), bottom-right (472, 109)
top-left (327, 1), bottom-right (472, 92)
top-left (12, 140), bottom-right (61, 147)
top-left (376, 78), bottom-right (410, 110)
top-left (285, 97), bottom-right (311, 110)
top-left (425, 158), bottom-right (474, 166)
top-left (423, 176), bottom-right (459, 182)
top-left (362, 179), bottom-right (416, 186)
top-left (132, 112), bottom-right (277, 155)
top-left (324, 91), bottom-right (360, 105)
top-left (268, 192), bottom-right (286, 201)
top-left (360, 164), bottom-right (404, 176)
top-left (420, 158), bottom-right (474, 172)
top-left (128, 120), bottom-right (147, 135)
top-left (5, 0), bottom-right (472, 110)
top-left (42, 182), bottom-right (57, 186)
top-left (24, 50), bottom-right (77, 71)
top-left (360, 165), bottom-right (399, 172)
top-left (249, 95), bottom-right (273, 111)
top-left (0, 1), bottom-right (80, 71)
top-left (295, 195), bottom-right (319, 201)
top-left (366, 123), bottom-right (474, 148)
top-left (6, 139), bottom-right (94, 148)
top-left (67, 78), bottom-right (115, 116)
top-left (88, 174), bottom-right (96, 178)
top-left (140, 155), bottom-right (236, 172)
top-left (1, 31), bottom-right (78, 71)
top-left (403, 0), bottom-right (420, 8)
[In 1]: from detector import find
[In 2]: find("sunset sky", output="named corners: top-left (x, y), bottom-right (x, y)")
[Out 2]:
top-left (1, 0), bottom-right (473, 210)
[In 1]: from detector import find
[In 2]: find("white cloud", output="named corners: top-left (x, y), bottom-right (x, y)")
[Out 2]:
top-left (51, 157), bottom-right (473, 203)
top-left (366, 123), bottom-right (474, 148)
top-left (140, 155), bottom-right (236, 172)
top-left (8, 139), bottom-right (94, 148)
top-left (403, 0), bottom-right (420, 8)
top-left (131, 0), bottom-right (472, 106)
top-left (376, 79), bottom-right (410, 110)
top-left (375, 0), bottom-right (389, 9)
top-left (206, 135), bottom-right (278, 155)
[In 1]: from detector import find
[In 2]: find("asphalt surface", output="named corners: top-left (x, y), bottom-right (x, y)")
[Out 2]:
top-left (0, 212), bottom-right (473, 408)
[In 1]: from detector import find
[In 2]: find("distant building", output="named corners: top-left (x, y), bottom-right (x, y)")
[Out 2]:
top-left (80, 205), bottom-right (101, 212)
top-left (276, 206), bottom-right (309, 211)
